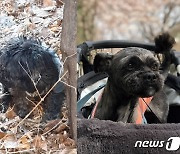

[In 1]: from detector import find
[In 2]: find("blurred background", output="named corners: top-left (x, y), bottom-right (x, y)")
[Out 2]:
top-left (77, 0), bottom-right (180, 50)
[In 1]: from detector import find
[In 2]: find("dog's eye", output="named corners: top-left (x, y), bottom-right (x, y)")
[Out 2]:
top-left (151, 63), bottom-right (158, 70)
top-left (128, 63), bottom-right (134, 70)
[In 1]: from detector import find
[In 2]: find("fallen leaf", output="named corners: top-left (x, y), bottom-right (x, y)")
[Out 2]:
top-left (19, 136), bottom-right (28, 144)
top-left (43, 119), bottom-right (61, 134)
top-left (0, 132), bottom-right (7, 139)
top-left (49, 24), bottom-right (59, 28)
top-left (40, 140), bottom-right (48, 151)
top-left (6, 109), bottom-right (17, 119)
top-left (25, 132), bottom-right (33, 141)
top-left (63, 138), bottom-right (76, 147)
top-left (58, 133), bottom-right (67, 143)
top-left (50, 26), bottom-right (60, 32)
top-left (57, 49), bottom-right (62, 54)
top-left (4, 134), bottom-right (18, 149)
top-left (55, 123), bottom-right (69, 133)
top-left (56, 19), bottom-right (62, 26)
top-left (18, 143), bottom-right (30, 150)
top-left (10, 126), bottom-right (18, 134)
top-left (43, 0), bottom-right (54, 7)
top-left (56, 0), bottom-right (64, 7)
top-left (61, 148), bottom-right (77, 154)
top-left (32, 135), bottom-right (42, 148)
top-left (32, 135), bottom-right (47, 151)
top-left (33, 8), bottom-right (52, 18)
top-left (18, 135), bottom-right (31, 149)
top-left (32, 17), bottom-right (44, 24)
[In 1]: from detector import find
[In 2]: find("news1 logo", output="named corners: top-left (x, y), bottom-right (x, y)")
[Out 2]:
top-left (166, 137), bottom-right (180, 151)
top-left (134, 137), bottom-right (180, 151)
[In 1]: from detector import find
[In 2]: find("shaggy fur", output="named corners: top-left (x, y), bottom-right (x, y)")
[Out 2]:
top-left (0, 36), bottom-right (65, 121)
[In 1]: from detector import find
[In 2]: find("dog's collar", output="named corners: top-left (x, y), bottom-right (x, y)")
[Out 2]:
top-left (90, 92), bottom-right (153, 124)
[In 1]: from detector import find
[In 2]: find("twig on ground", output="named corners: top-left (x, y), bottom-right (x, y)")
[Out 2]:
top-left (25, 97), bottom-right (43, 118)
top-left (0, 117), bottom-right (19, 128)
top-left (42, 119), bottom-right (63, 136)
top-left (18, 61), bottom-right (42, 99)
top-left (5, 148), bottom-right (35, 154)
top-left (15, 71), bottom-right (68, 128)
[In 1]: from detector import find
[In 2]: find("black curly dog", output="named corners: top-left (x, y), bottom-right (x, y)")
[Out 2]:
top-left (93, 33), bottom-right (175, 123)
top-left (0, 36), bottom-right (65, 121)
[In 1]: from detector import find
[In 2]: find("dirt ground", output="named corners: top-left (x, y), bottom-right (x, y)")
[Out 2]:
top-left (0, 0), bottom-right (76, 153)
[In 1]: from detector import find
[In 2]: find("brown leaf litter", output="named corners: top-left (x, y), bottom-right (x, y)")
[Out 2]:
top-left (0, 0), bottom-right (76, 153)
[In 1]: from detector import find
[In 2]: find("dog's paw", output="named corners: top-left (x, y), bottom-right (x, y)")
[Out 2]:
top-left (154, 32), bottom-right (175, 53)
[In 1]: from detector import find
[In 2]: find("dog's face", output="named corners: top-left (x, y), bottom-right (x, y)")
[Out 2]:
top-left (94, 47), bottom-right (164, 97)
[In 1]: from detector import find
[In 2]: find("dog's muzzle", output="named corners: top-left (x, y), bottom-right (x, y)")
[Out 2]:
top-left (124, 71), bottom-right (163, 97)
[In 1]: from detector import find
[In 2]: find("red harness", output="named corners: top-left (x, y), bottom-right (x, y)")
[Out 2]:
top-left (90, 92), bottom-right (103, 119)
top-left (90, 92), bottom-right (153, 124)
top-left (136, 97), bottom-right (153, 124)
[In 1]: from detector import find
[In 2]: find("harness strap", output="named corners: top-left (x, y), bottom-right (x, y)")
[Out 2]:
top-left (90, 93), bottom-right (153, 123)
top-left (77, 84), bottom-right (106, 112)
top-left (79, 83), bottom-right (153, 123)
top-left (136, 97), bottom-right (153, 124)
top-left (90, 91), bottom-right (103, 119)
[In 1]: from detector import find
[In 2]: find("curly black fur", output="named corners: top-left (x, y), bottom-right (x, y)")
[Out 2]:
top-left (154, 32), bottom-right (176, 77)
top-left (0, 36), bottom-right (65, 121)
top-left (155, 32), bottom-right (175, 53)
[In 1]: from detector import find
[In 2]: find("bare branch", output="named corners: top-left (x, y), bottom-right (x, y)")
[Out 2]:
top-left (18, 61), bottom-right (42, 99)
top-left (63, 52), bottom-right (77, 66)
top-left (15, 71), bottom-right (68, 127)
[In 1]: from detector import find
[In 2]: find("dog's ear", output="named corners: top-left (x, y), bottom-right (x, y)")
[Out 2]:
top-left (93, 53), bottom-right (113, 73)
top-left (154, 32), bottom-right (175, 53)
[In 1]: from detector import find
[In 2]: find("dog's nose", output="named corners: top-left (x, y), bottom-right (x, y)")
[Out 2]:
top-left (143, 73), bottom-right (157, 82)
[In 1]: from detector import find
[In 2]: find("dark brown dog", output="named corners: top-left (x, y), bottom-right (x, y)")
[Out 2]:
top-left (93, 33), bottom-right (175, 123)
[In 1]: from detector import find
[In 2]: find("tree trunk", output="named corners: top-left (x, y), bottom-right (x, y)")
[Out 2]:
top-left (60, 0), bottom-right (77, 141)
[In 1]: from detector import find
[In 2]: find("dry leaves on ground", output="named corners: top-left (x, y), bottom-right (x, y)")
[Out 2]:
top-left (0, 0), bottom-right (76, 153)
top-left (0, 108), bottom-right (76, 153)
top-left (0, 0), bottom-right (64, 54)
